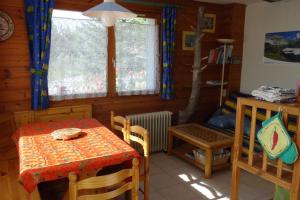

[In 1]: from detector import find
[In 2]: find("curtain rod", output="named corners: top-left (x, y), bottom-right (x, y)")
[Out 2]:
top-left (121, 0), bottom-right (181, 8)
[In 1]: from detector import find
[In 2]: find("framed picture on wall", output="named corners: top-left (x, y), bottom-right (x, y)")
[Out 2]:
top-left (264, 30), bottom-right (300, 64)
top-left (182, 31), bottom-right (195, 51)
top-left (203, 13), bottom-right (216, 33)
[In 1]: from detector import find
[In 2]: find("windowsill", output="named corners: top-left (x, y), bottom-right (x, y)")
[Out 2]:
top-left (116, 92), bottom-right (160, 97)
top-left (49, 93), bottom-right (162, 104)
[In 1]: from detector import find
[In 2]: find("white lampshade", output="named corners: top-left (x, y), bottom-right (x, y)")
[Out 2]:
top-left (83, 0), bottom-right (137, 27)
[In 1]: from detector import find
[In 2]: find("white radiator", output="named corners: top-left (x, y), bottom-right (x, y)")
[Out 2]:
top-left (126, 111), bottom-right (172, 153)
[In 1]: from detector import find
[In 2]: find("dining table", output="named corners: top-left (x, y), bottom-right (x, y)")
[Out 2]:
top-left (12, 118), bottom-right (140, 197)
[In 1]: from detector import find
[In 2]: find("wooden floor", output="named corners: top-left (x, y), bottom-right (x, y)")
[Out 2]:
top-left (0, 158), bottom-right (31, 200)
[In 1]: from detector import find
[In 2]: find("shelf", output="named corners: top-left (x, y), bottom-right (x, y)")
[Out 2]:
top-left (170, 143), bottom-right (231, 171)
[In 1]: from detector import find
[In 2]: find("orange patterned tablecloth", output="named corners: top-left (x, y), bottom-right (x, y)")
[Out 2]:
top-left (12, 118), bottom-right (139, 193)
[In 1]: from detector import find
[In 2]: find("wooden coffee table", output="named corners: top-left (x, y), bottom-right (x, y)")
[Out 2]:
top-left (168, 123), bottom-right (234, 178)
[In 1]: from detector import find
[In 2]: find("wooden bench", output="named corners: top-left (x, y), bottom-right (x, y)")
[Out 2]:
top-left (14, 104), bottom-right (92, 128)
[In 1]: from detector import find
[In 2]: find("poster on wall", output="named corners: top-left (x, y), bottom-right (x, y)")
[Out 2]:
top-left (264, 31), bottom-right (300, 64)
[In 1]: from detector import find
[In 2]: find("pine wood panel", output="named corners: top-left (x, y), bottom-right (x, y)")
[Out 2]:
top-left (0, 0), bottom-right (245, 127)
top-left (14, 104), bottom-right (92, 128)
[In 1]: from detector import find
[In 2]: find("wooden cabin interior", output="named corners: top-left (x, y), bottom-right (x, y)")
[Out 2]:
top-left (1, 0), bottom-right (300, 199)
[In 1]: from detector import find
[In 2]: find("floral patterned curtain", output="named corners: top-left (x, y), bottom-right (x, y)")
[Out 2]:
top-left (161, 7), bottom-right (176, 100)
top-left (25, 0), bottom-right (55, 110)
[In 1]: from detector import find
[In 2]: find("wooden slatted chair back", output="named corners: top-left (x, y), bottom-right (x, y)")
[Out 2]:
top-left (122, 124), bottom-right (150, 200)
top-left (14, 105), bottom-right (92, 128)
top-left (111, 111), bottom-right (127, 139)
top-left (68, 158), bottom-right (139, 200)
top-left (231, 98), bottom-right (300, 200)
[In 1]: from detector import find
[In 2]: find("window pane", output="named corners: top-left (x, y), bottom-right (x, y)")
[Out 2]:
top-left (48, 10), bottom-right (107, 101)
top-left (115, 18), bottom-right (160, 96)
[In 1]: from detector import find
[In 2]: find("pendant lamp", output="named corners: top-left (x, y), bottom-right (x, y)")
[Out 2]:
top-left (83, 0), bottom-right (137, 27)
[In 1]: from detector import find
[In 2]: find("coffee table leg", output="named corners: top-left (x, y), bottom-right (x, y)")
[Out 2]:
top-left (205, 149), bottom-right (213, 178)
top-left (168, 131), bottom-right (173, 156)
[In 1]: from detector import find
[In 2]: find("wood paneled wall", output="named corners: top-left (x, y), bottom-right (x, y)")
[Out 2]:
top-left (0, 0), bottom-right (245, 126)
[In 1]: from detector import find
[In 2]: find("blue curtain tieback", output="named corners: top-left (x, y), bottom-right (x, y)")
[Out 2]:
top-left (30, 68), bottom-right (47, 76)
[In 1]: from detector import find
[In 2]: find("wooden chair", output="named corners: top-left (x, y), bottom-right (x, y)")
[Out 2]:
top-left (0, 113), bottom-right (17, 161)
top-left (231, 98), bottom-right (300, 200)
top-left (122, 123), bottom-right (150, 200)
top-left (68, 158), bottom-right (139, 200)
top-left (111, 111), bottom-right (127, 139)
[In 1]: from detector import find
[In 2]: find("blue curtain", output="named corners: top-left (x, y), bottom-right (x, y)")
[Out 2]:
top-left (161, 7), bottom-right (176, 100)
top-left (25, 0), bottom-right (55, 110)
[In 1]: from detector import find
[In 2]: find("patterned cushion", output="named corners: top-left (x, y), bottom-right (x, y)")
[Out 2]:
top-left (221, 93), bottom-right (297, 134)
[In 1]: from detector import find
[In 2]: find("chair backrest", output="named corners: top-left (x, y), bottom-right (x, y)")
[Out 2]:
top-left (111, 111), bottom-right (127, 138)
top-left (68, 158), bottom-right (139, 200)
top-left (122, 124), bottom-right (150, 200)
top-left (0, 113), bottom-right (17, 160)
top-left (122, 125), bottom-right (150, 157)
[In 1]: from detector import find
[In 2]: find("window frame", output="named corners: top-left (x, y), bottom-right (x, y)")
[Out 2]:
top-left (48, 10), bottom-right (109, 100)
top-left (49, 5), bottom-right (163, 103)
top-left (114, 15), bottom-right (161, 96)
top-left (106, 12), bottom-right (162, 98)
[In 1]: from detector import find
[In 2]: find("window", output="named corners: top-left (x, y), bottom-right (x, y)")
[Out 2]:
top-left (48, 11), bottom-right (160, 101)
top-left (48, 10), bottom-right (108, 100)
top-left (115, 17), bottom-right (160, 96)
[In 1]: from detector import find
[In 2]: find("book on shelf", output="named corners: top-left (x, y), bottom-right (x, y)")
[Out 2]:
top-left (208, 45), bottom-right (234, 64)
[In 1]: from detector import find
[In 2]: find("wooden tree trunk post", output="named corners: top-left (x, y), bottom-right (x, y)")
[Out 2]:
top-left (179, 7), bottom-right (205, 124)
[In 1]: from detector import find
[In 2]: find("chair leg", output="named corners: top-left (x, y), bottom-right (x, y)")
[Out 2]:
top-left (132, 159), bottom-right (139, 200)
top-left (143, 157), bottom-right (150, 200)
top-left (231, 165), bottom-right (241, 200)
top-left (144, 174), bottom-right (149, 200)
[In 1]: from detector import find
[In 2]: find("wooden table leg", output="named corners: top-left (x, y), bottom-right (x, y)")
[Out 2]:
top-left (204, 148), bottom-right (213, 178)
top-left (168, 131), bottom-right (173, 156)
